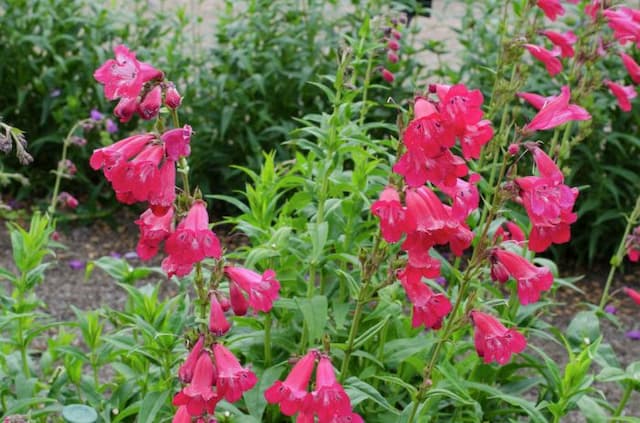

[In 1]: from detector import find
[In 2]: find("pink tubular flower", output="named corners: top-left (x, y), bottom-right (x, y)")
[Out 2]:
top-left (229, 281), bottom-right (249, 316)
top-left (224, 266), bottom-right (281, 313)
top-left (172, 406), bottom-right (191, 423)
top-left (209, 295), bottom-right (231, 336)
top-left (436, 174), bottom-right (481, 221)
top-left (537, 0), bottom-right (564, 21)
top-left (623, 287), bottom-right (640, 305)
top-left (265, 351), bottom-right (316, 416)
top-left (163, 201), bottom-right (222, 277)
top-left (93, 44), bottom-right (162, 101)
top-left (162, 125), bottom-right (192, 161)
top-left (494, 221), bottom-right (526, 244)
top-left (113, 96), bottom-right (138, 122)
top-left (212, 343), bottom-right (257, 403)
top-left (414, 97), bottom-right (437, 119)
top-left (89, 133), bottom-right (155, 171)
top-left (517, 91), bottom-right (555, 110)
top-left (398, 266), bottom-right (452, 329)
top-left (541, 30), bottom-right (578, 58)
top-left (138, 85), bottom-right (162, 120)
top-left (604, 7), bottom-right (640, 47)
top-left (173, 352), bottom-right (218, 416)
top-left (387, 39), bottom-right (400, 51)
top-left (585, 0), bottom-right (601, 21)
top-left (604, 80), bottom-right (637, 112)
top-left (524, 44), bottom-right (563, 77)
top-left (178, 336), bottom-right (204, 383)
top-left (370, 186), bottom-right (415, 243)
top-left (135, 207), bottom-right (174, 260)
top-left (437, 84), bottom-right (485, 135)
top-left (524, 86), bottom-right (591, 132)
top-left (308, 356), bottom-right (361, 422)
top-left (165, 82), bottom-right (182, 109)
top-left (460, 119), bottom-right (494, 160)
top-left (621, 52), bottom-right (640, 84)
top-left (490, 249), bottom-right (554, 305)
top-left (470, 310), bottom-right (527, 365)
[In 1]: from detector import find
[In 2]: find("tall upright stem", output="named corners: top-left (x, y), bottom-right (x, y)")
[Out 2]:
top-left (598, 195), bottom-right (640, 310)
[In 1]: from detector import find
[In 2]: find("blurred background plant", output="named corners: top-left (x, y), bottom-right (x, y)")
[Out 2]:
top-left (0, 0), bottom-right (438, 219)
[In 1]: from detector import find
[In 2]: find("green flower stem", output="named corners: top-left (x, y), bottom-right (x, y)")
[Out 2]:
top-left (598, 195), bottom-right (640, 310)
top-left (613, 382), bottom-right (633, 418)
top-left (48, 119), bottom-right (90, 215)
top-left (17, 318), bottom-right (30, 378)
top-left (264, 313), bottom-right (272, 367)
top-left (339, 234), bottom-right (382, 382)
top-left (408, 151), bottom-right (511, 423)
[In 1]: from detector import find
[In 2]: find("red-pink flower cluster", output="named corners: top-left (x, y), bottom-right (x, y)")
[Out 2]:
top-left (372, 85), bottom-right (492, 330)
top-left (94, 45), bottom-right (182, 122)
top-left (378, 19), bottom-right (405, 83)
top-left (173, 340), bottom-right (257, 421)
top-left (265, 351), bottom-right (363, 423)
top-left (515, 146), bottom-right (578, 252)
top-left (520, 86), bottom-right (591, 132)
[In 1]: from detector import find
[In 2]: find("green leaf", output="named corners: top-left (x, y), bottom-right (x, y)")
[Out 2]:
top-left (345, 377), bottom-right (400, 415)
top-left (308, 222), bottom-right (328, 263)
top-left (245, 366), bottom-right (283, 419)
top-left (373, 375), bottom-right (417, 396)
top-left (566, 311), bottom-right (600, 348)
top-left (296, 295), bottom-right (328, 343)
top-left (577, 396), bottom-right (607, 423)
top-left (138, 390), bottom-right (169, 423)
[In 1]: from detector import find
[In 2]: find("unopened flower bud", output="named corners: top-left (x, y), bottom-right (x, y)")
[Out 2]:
top-left (387, 39), bottom-right (400, 51)
top-left (90, 109), bottom-right (104, 121)
top-left (0, 133), bottom-right (11, 153)
top-left (387, 51), bottom-right (399, 63)
top-left (138, 85), bottom-right (162, 120)
top-left (165, 83), bottom-right (182, 109)
top-left (70, 136), bottom-right (87, 147)
top-left (114, 96), bottom-right (138, 123)
top-left (392, 29), bottom-right (402, 40)
top-left (507, 143), bottom-right (520, 156)
top-left (381, 68), bottom-right (395, 83)
top-left (62, 159), bottom-right (77, 175)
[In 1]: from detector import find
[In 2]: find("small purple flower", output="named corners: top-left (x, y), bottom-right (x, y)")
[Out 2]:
top-left (435, 276), bottom-right (447, 287)
top-left (105, 118), bottom-right (118, 134)
top-left (50, 89), bottom-right (61, 98)
top-left (68, 259), bottom-right (86, 270)
top-left (604, 304), bottom-right (617, 314)
top-left (626, 330), bottom-right (640, 340)
top-left (90, 109), bottom-right (104, 121)
top-left (110, 252), bottom-right (123, 259)
top-left (124, 251), bottom-right (138, 260)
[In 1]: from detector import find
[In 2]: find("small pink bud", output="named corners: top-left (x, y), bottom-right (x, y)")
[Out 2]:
top-left (58, 192), bottom-right (79, 209)
top-left (387, 39), bottom-right (400, 51)
top-left (114, 96), bottom-right (138, 123)
top-left (209, 295), bottom-right (231, 336)
top-left (381, 68), bottom-right (395, 83)
top-left (507, 143), bottom-right (520, 156)
top-left (164, 82), bottom-right (182, 109)
top-left (138, 85), bottom-right (162, 120)
top-left (392, 29), bottom-right (402, 40)
top-left (387, 51), bottom-right (399, 63)
top-left (229, 281), bottom-right (249, 316)
top-left (218, 294), bottom-right (231, 312)
top-left (51, 231), bottom-right (61, 241)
